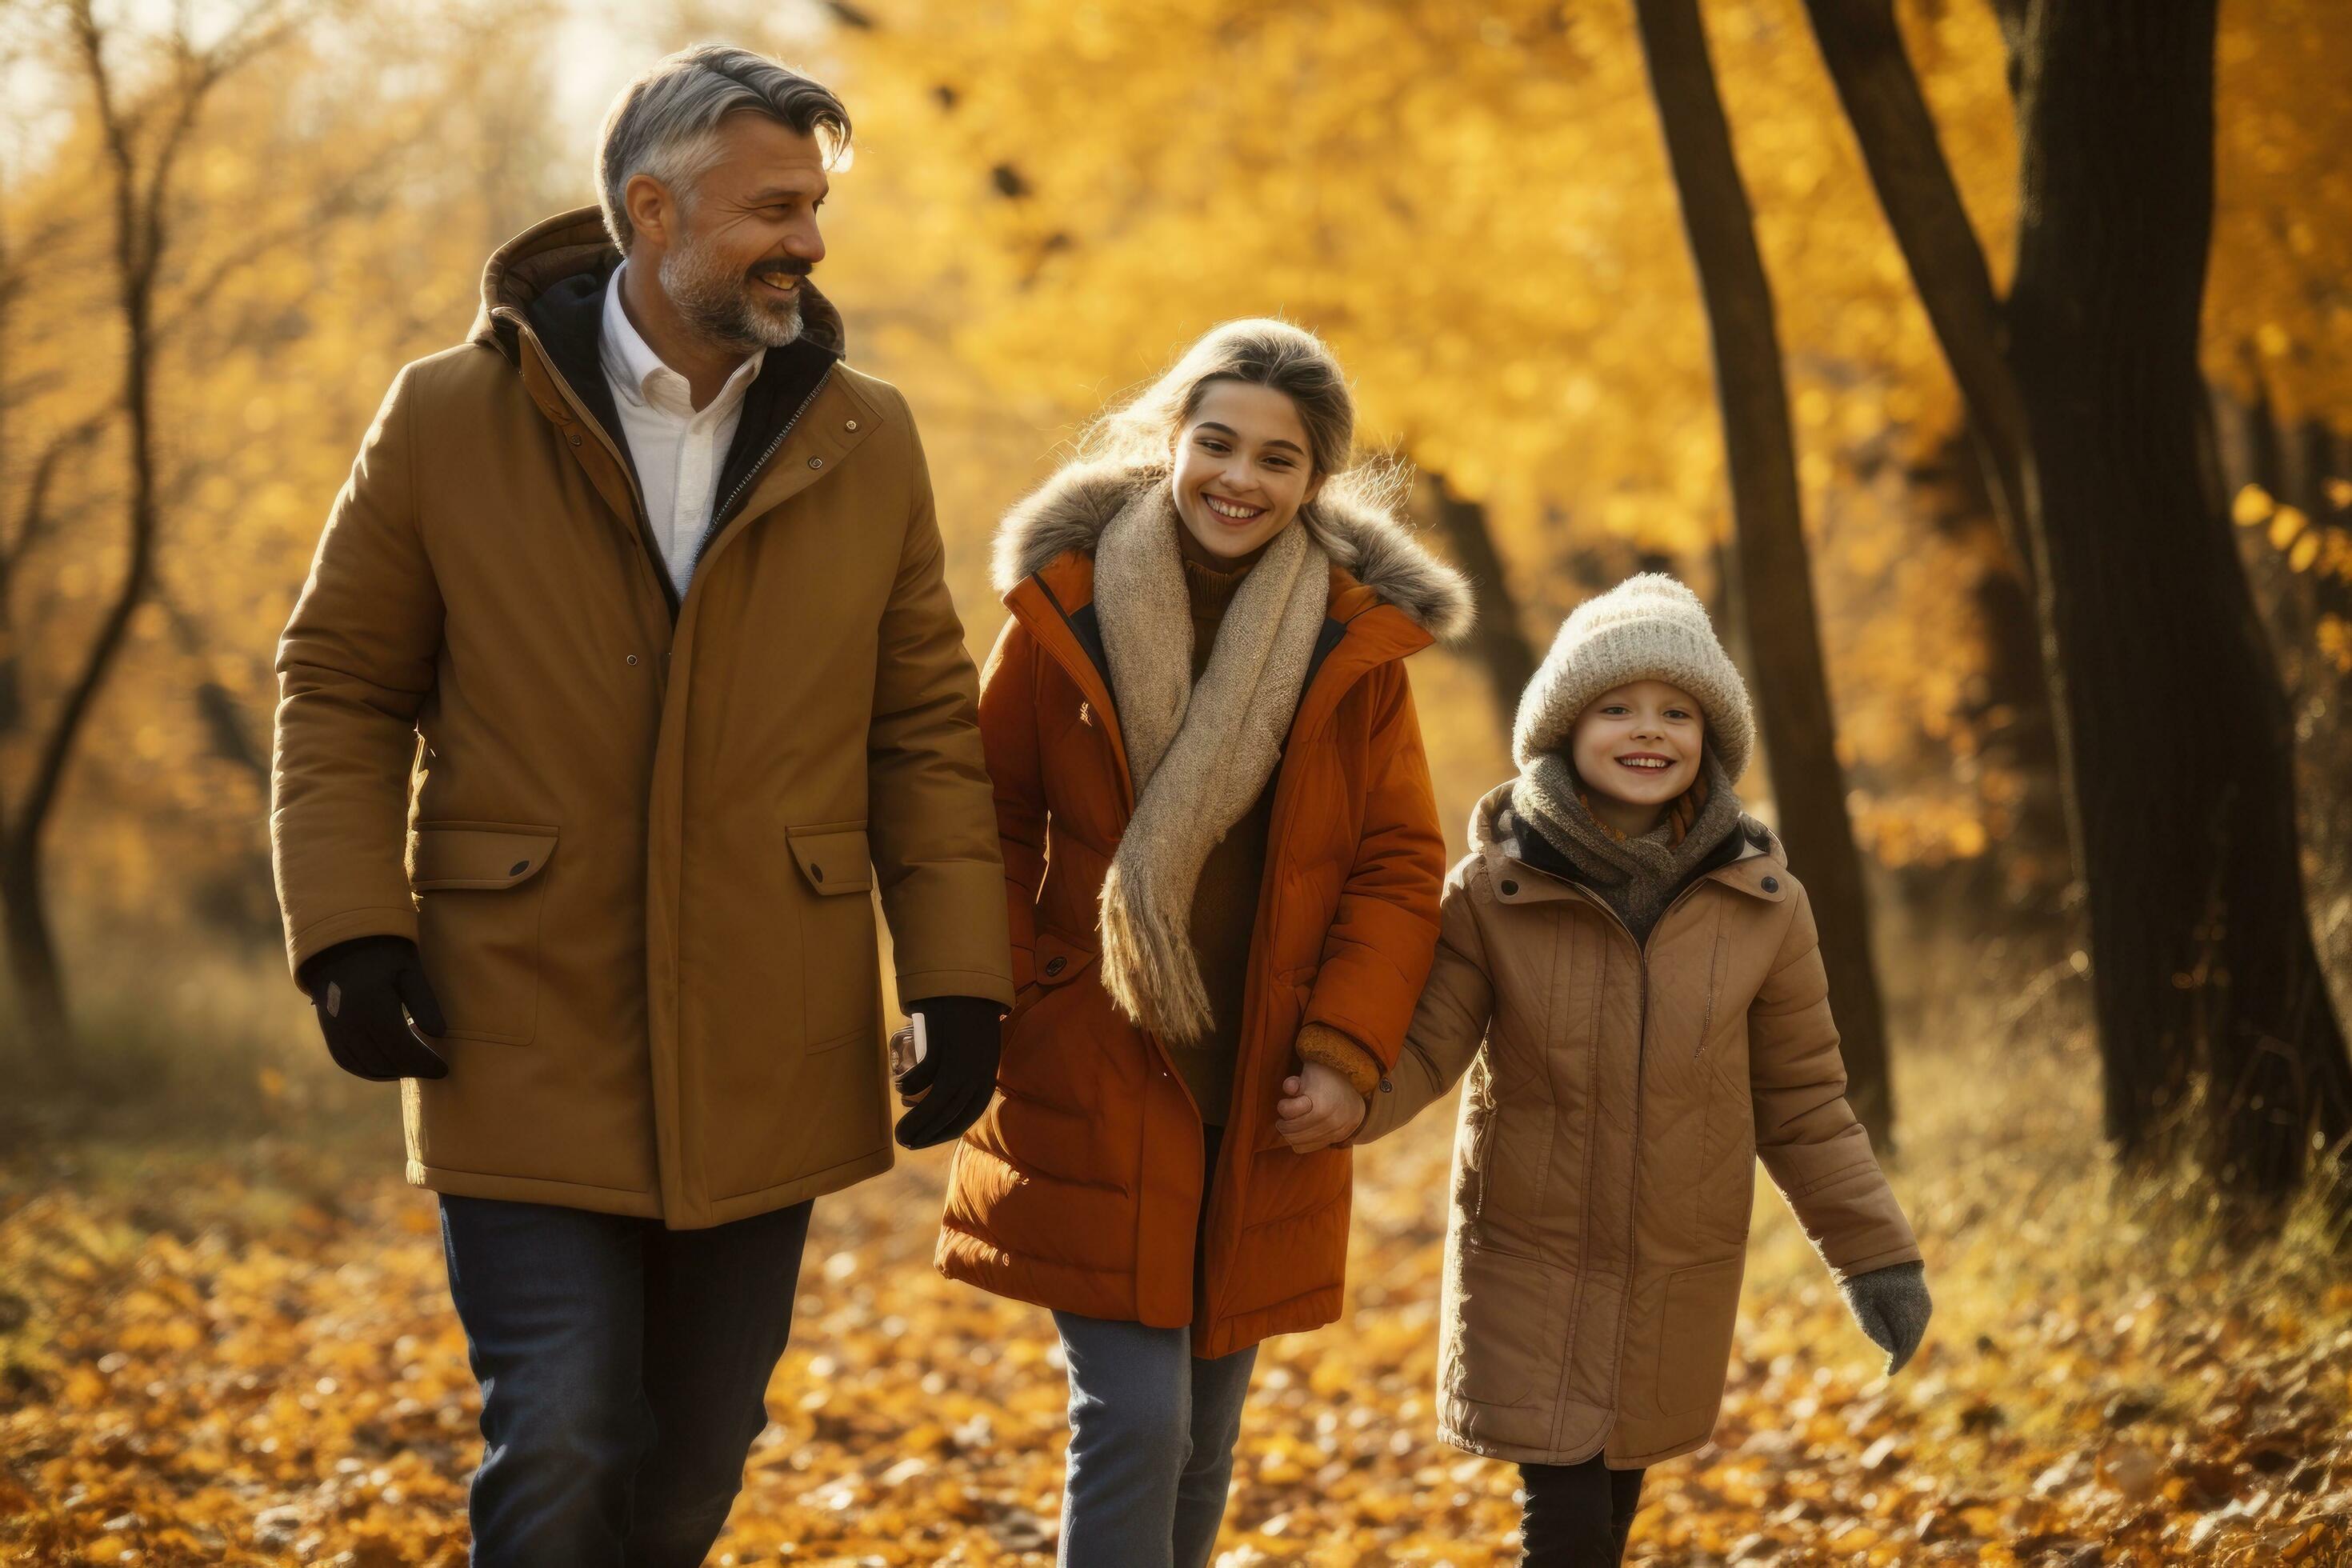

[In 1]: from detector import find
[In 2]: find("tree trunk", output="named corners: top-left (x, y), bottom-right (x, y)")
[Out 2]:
top-left (1633, 0), bottom-right (1894, 1147)
top-left (1, 839), bottom-right (70, 1082)
top-left (1789, 2), bottom-right (2087, 922)
top-left (2006, 0), bottom-right (2351, 1203)
top-left (1798, 0), bottom-right (2038, 585)
top-left (1918, 426), bottom-right (2068, 913)
top-left (1423, 474), bottom-right (1541, 731)
top-left (0, 6), bottom-right (174, 1065)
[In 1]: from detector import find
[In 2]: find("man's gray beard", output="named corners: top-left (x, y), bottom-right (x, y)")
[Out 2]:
top-left (658, 230), bottom-right (803, 354)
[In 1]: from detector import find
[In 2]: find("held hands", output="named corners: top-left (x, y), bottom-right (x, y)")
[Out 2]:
top-left (298, 935), bottom-right (450, 1082)
top-left (1274, 1060), bottom-right (1366, 1153)
top-left (893, 995), bottom-right (1006, 1150)
top-left (1839, 1260), bottom-right (1933, 1374)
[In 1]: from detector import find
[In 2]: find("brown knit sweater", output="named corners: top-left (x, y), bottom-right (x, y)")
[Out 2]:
top-left (1167, 529), bottom-right (1278, 1125)
top-left (1163, 525), bottom-right (1388, 1122)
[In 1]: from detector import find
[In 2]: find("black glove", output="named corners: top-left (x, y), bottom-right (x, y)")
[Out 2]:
top-left (892, 994), bottom-right (1004, 1150)
top-left (298, 935), bottom-right (450, 1082)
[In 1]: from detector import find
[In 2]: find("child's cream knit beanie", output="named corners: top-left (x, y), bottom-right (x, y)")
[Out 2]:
top-left (1511, 574), bottom-right (1757, 781)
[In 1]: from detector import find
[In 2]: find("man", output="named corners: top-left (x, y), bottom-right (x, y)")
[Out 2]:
top-left (270, 46), bottom-right (1013, 1565)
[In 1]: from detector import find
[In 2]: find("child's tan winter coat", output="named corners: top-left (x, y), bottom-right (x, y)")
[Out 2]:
top-left (1354, 783), bottom-right (1920, 1468)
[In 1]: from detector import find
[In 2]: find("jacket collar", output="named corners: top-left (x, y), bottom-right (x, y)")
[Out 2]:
top-left (995, 459), bottom-right (1473, 803)
top-left (1004, 538), bottom-right (1438, 818)
top-left (519, 262), bottom-right (846, 520)
top-left (1466, 780), bottom-right (1790, 910)
top-left (473, 210), bottom-right (844, 491)
top-left (468, 208), bottom-right (852, 613)
top-left (470, 206), bottom-right (848, 363)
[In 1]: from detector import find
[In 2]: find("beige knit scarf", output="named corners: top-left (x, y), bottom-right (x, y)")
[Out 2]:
top-left (1094, 485), bottom-right (1330, 1041)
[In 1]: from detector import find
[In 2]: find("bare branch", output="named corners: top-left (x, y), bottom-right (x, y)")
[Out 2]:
top-left (66, 1), bottom-right (130, 178)
top-left (1, 370), bottom-right (75, 410)
top-left (153, 184), bottom-right (388, 350)
top-left (206, 0), bottom-right (304, 79)
top-left (154, 577), bottom-right (267, 783)
top-left (2, 413), bottom-right (108, 576)
top-left (0, 207), bottom-right (97, 312)
top-left (11, 0), bottom-right (297, 864)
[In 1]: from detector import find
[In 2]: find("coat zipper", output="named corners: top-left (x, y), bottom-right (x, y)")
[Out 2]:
top-left (1694, 933), bottom-right (1730, 1062)
top-left (1560, 892), bottom-right (1652, 1455)
top-left (1543, 871), bottom-right (1717, 1452)
top-left (1586, 851), bottom-right (1767, 1441)
top-left (1498, 842), bottom-right (1759, 1450)
top-left (512, 320), bottom-right (672, 618)
top-left (690, 365), bottom-right (834, 581)
top-left (1194, 632), bottom-right (1376, 1348)
top-left (1021, 581), bottom-right (1370, 1349)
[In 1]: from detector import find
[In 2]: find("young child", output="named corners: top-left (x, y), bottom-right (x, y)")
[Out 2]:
top-left (1342, 574), bottom-right (1930, 1566)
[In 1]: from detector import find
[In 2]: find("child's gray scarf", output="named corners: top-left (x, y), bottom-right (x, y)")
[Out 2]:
top-left (1510, 749), bottom-right (1744, 942)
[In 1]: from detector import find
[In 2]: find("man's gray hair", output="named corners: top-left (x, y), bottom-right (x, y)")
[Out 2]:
top-left (596, 44), bottom-right (850, 254)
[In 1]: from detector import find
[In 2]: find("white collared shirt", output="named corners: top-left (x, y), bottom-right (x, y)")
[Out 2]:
top-left (598, 263), bottom-right (766, 598)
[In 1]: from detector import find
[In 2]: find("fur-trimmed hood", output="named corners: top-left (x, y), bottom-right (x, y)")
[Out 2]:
top-left (991, 458), bottom-right (1476, 643)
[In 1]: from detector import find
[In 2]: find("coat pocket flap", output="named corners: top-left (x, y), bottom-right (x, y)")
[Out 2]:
top-left (1032, 930), bottom-right (1097, 988)
top-left (788, 824), bottom-right (873, 895)
top-left (409, 823), bottom-right (559, 891)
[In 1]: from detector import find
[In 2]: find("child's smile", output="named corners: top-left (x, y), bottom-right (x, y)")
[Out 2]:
top-left (1570, 679), bottom-right (1705, 834)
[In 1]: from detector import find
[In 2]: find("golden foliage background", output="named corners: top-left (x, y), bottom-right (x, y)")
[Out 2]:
top-left (2, 0), bottom-right (2347, 928)
top-left (3, 1), bottom-right (2351, 1562)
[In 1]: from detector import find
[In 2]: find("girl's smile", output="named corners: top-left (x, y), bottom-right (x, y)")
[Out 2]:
top-left (1170, 380), bottom-right (1326, 559)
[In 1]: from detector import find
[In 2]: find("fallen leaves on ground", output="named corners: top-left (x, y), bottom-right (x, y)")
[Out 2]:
top-left (3, 1030), bottom-right (2348, 1566)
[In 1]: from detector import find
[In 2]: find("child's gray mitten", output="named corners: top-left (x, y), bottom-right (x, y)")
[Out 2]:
top-left (1838, 1261), bottom-right (1931, 1373)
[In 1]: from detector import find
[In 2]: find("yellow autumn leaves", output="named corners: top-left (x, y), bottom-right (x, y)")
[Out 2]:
top-left (6, 1018), bottom-right (2350, 1563)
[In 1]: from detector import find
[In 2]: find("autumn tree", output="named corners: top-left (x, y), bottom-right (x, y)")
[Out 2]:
top-left (0, 0), bottom-right (303, 1066)
top-left (18, 0), bottom-right (2341, 1142)
top-left (1800, 0), bottom-right (2352, 1206)
top-left (1630, 0), bottom-right (1893, 1143)
top-left (0, 0), bottom-right (564, 1070)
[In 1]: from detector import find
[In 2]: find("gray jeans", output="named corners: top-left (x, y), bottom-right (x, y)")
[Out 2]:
top-left (1052, 1309), bottom-right (1259, 1568)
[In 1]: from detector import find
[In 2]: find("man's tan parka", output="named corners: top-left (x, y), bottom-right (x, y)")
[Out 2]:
top-left (1354, 784), bottom-right (1920, 1467)
top-left (271, 210), bottom-right (1014, 1227)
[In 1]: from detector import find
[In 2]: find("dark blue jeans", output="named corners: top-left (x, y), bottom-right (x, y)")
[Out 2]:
top-left (438, 1194), bottom-right (814, 1567)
